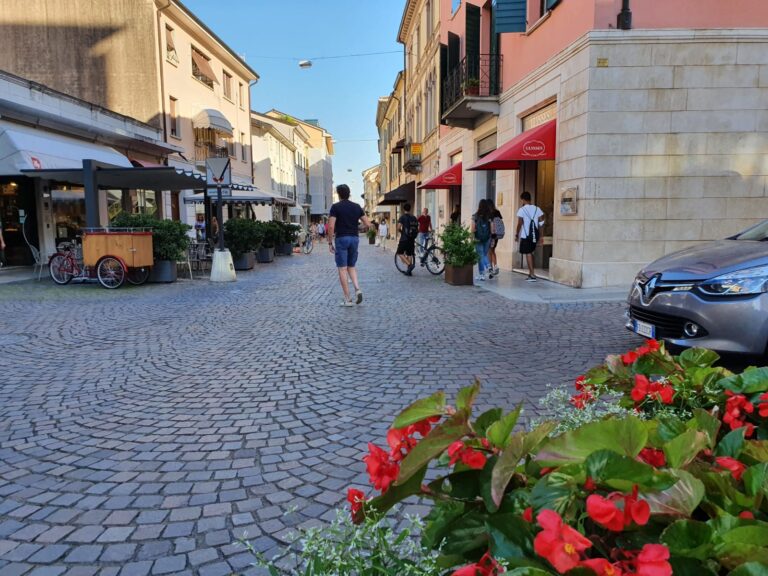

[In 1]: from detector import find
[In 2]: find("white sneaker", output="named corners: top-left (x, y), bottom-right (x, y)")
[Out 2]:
top-left (475, 274), bottom-right (486, 281)
top-left (340, 300), bottom-right (354, 307)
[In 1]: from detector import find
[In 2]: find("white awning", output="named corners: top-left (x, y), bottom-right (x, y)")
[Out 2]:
top-left (0, 120), bottom-right (131, 175)
top-left (192, 109), bottom-right (233, 136)
top-left (289, 206), bottom-right (304, 216)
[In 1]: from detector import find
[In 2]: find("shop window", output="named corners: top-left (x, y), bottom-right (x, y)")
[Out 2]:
top-left (51, 187), bottom-right (85, 245)
top-left (223, 70), bottom-right (233, 100)
top-left (169, 96), bottom-right (179, 138)
top-left (165, 25), bottom-right (178, 64)
top-left (191, 47), bottom-right (217, 89)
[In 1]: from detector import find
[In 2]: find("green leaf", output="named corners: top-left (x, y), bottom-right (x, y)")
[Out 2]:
top-left (679, 348), bottom-right (720, 368)
top-left (422, 500), bottom-right (466, 550)
top-left (536, 417), bottom-right (648, 466)
top-left (743, 463), bottom-right (768, 497)
top-left (530, 474), bottom-right (575, 515)
top-left (439, 509), bottom-right (489, 557)
top-left (665, 429), bottom-right (710, 469)
top-left (744, 441), bottom-right (768, 462)
top-left (456, 380), bottom-right (481, 413)
top-left (392, 391), bottom-right (446, 429)
top-left (486, 513), bottom-right (534, 560)
top-left (719, 367), bottom-right (768, 395)
top-left (690, 409), bottom-right (722, 447)
top-left (668, 558), bottom-right (718, 576)
top-left (660, 520), bottom-right (713, 560)
top-left (721, 526), bottom-right (768, 546)
top-left (728, 562), bottom-right (768, 576)
top-left (475, 408), bottom-right (503, 438)
top-left (395, 410), bottom-right (471, 486)
top-left (586, 449), bottom-right (677, 491)
top-left (714, 542), bottom-right (768, 570)
top-left (716, 428), bottom-right (747, 458)
top-left (487, 404), bottom-right (523, 449)
top-left (367, 464), bottom-right (428, 517)
top-left (656, 417), bottom-right (689, 443)
top-left (644, 469), bottom-right (705, 517)
top-left (491, 422), bottom-right (557, 506)
top-left (505, 567), bottom-right (556, 575)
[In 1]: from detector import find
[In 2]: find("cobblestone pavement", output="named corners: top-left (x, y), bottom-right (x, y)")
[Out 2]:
top-left (0, 243), bottom-right (638, 575)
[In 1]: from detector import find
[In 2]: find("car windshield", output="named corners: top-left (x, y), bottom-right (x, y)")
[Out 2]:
top-left (734, 220), bottom-right (768, 241)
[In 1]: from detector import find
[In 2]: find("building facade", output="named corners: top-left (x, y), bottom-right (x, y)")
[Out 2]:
top-left (361, 164), bottom-right (381, 217)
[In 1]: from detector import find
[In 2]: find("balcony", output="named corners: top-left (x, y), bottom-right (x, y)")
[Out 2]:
top-left (441, 54), bottom-right (502, 129)
top-left (403, 143), bottom-right (422, 175)
top-left (194, 143), bottom-right (229, 167)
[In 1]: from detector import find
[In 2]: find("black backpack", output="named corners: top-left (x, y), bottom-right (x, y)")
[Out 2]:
top-left (402, 215), bottom-right (419, 241)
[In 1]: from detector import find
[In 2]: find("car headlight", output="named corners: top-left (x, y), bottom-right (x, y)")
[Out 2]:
top-left (698, 264), bottom-right (768, 296)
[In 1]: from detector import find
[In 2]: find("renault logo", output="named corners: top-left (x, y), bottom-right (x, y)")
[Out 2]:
top-left (640, 275), bottom-right (660, 306)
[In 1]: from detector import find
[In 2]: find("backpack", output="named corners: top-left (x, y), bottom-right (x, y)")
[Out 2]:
top-left (402, 215), bottom-right (419, 241)
top-left (526, 207), bottom-right (539, 244)
top-left (493, 215), bottom-right (505, 239)
top-left (475, 216), bottom-right (491, 242)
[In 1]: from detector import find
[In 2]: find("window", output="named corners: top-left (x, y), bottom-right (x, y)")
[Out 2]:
top-left (240, 132), bottom-right (247, 162)
top-left (169, 96), bottom-right (179, 138)
top-left (223, 70), bottom-right (233, 100)
top-left (225, 135), bottom-right (235, 158)
top-left (191, 47), bottom-right (217, 89)
top-left (165, 25), bottom-right (178, 64)
top-left (425, 0), bottom-right (432, 32)
top-left (238, 82), bottom-right (245, 108)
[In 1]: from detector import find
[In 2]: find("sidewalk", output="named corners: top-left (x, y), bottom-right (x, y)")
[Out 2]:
top-left (476, 269), bottom-right (629, 304)
top-left (0, 266), bottom-right (40, 284)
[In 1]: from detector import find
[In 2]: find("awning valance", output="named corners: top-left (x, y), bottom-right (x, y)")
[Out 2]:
top-left (419, 162), bottom-right (462, 189)
top-left (468, 120), bottom-right (556, 171)
top-left (289, 206), bottom-right (304, 216)
top-left (184, 193), bottom-right (274, 206)
top-left (0, 120), bottom-right (131, 174)
top-left (192, 109), bottom-right (233, 136)
top-left (22, 166), bottom-right (206, 190)
top-left (377, 181), bottom-right (415, 206)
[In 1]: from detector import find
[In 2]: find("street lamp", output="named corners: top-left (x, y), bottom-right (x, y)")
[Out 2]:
top-left (298, 60), bottom-right (312, 69)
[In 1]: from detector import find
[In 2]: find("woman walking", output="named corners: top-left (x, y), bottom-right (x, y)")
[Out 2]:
top-left (487, 199), bottom-right (504, 278)
top-left (471, 199), bottom-right (494, 282)
top-left (378, 218), bottom-right (388, 248)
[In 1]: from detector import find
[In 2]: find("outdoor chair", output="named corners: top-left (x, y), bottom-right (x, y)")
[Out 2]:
top-left (29, 245), bottom-right (46, 281)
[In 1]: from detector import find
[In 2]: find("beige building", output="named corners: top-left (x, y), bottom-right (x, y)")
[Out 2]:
top-left (376, 74), bottom-right (406, 227)
top-left (361, 164), bottom-right (381, 217)
top-left (0, 0), bottom-right (259, 229)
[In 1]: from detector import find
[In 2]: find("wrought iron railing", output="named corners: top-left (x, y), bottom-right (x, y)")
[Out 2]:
top-left (442, 53), bottom-right (503, 115)
top-left (194, 143), bottom-right (228, 166)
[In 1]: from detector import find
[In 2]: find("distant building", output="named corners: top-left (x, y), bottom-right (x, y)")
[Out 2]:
top-left (361, 164), bottom-right (381, 217)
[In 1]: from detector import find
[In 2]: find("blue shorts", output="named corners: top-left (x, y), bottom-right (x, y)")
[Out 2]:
top-left (334, 236), bottom-right (359, 268)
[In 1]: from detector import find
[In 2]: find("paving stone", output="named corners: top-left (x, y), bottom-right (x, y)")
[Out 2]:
top-left (99, 543), bottom-right (136, 562)
top-left (27, 545), bottom-right (69, 563)
top-left (151, 555), bottom-right (186, 574)
top-left (63, 545), bottom-right (103, 563)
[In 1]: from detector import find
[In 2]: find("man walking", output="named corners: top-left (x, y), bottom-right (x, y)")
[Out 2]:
top-left (328, 184), bottom-right (371, 306)
top-left (417, 207), bottom-right (433, 255)
top-left (396, 203), bottom-right (418, 276)
top-left (515, 191), bottom-right (545, 282)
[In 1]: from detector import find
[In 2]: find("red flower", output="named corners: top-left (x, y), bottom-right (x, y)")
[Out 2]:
top-left (635, 544), bottom-right (672, 576)
top-left (638, 448), bottom-right (666, 468)
top-left (523, 507), bottom-right (534, 522)
top-left (346, 488), bottom-right (365, 523)
top-left (570, 391), bottom-right (595, 409)
top-left (447, 441), bottom-right (487, 470)
top-left (739, 511), bottom-right (755, 519)
top-left (715, 456), bottom-right (746, 481)
top-left (586, 486), bottom-right (650, 532)
top-left (584, 477), bottom-right (597, 491)
top-left (534, 509), bottom-right (592, 573)
top-left (621, 350), bottom-right (639, 365)
top-left (364, 443), bottom-right (400, 492)
top-left (759, 392), bottom-right (768, 418)
top-left (631, 375), bottom-right (651, 403)
top-left (723, 391), bottom-right (755, 437)
top-left (631, 375), bottom-right (674, 405)
top-left (645, 339), bottom-right (660, 352)
top-left (581, 558), bottom-right (622, 576)
top-left (450, 551), bottom-right (502, 576)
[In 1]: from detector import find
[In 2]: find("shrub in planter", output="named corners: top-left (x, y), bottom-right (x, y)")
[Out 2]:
top-left (274, 221), bottom-right (301, 256)
top-left (337, 341), bottom-right (768, 576)
top-left (367, 227), bottom-right (377, 244)
top-left (440, 223), bottom-right (478, 285)
top-left (224, 218), bottom-right (262, 270)
top-left (256, 221), bottom-right (280, 263)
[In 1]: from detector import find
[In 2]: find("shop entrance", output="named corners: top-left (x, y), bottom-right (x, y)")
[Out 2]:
top-left (0, 178), bottom-right (38, 267)
top-left (518, 159), bottom-right (555, 275)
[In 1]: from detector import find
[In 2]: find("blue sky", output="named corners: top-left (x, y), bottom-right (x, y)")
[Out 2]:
top-left (182, 0), bottom-right (404, 204)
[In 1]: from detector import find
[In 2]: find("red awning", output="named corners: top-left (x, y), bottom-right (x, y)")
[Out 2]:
top-left (419, 162), bottom-right (462, 189)
top-left (468, 120), bottom-right (556, 171)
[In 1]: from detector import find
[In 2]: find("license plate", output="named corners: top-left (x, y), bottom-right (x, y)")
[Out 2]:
top-left (633, 320), bottom-right (655, 339)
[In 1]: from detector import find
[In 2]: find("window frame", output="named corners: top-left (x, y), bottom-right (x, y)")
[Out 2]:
top-left (165, 25), bottom-right (179, 65)
top-left (169, 96), bottom-right (180, 138)
top-left (191, 46), bottom-right (216, 89)
top-left (222, 70), bottom-right (233, 101)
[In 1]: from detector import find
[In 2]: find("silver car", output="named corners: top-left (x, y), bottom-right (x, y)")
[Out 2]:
top-left (627, 220), bottom-right (768, 355)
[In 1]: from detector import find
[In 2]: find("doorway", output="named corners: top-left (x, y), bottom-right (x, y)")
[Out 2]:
top-left (518, 160), bottom-right (555, 275)
top-left (0, 178), bottom-right (38, 266)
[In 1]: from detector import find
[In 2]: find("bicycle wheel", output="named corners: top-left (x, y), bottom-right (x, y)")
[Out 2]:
top-left (394, 252), bottom-right (410, 275)
top-left (97, 257), bottom-right (125, 289)
top-left (49, 254), bottom-right (74, 285)
top-left (425, 247), bottom-right (446, 275)
top-left (126, 266), bottom-right (150, 286)
top-left (303, 239), bottom-right (313, 254)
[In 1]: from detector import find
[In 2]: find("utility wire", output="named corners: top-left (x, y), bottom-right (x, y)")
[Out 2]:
top-left (248, 50), bottom-right (400, 61)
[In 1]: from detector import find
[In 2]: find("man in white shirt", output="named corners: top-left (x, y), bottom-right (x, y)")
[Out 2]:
top-left (515, 191), bottom-right (545, 282)
top-left (378, 219), bottom-right (388, 248)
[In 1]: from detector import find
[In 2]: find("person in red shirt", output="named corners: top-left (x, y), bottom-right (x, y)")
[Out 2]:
top-left (416, 208), bottom-right (433, 254)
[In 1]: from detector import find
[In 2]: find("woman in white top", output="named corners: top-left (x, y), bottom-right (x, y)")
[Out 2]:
top-left (515, 191), bottom-right (545, 282)
top-left (378, 219), bottom-right (388, 248)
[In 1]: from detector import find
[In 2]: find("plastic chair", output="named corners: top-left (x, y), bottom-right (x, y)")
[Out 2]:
top-left (29, 245), bottom-right (46, 281)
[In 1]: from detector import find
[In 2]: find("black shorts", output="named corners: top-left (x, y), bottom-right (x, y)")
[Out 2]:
top-left (490, 236), bottom-right (499, 249)
top-left (519, 237), bottom-right (537, 255)
top-left (396, 239), bottom-right (415, 256)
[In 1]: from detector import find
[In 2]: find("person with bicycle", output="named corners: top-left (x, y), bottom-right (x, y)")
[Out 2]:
top-left (417, 208), bottom-right (433, 256)
top-left (328, 184), bottom-right (371, 306)
top-left (396, 203), bottom-right (419, 276)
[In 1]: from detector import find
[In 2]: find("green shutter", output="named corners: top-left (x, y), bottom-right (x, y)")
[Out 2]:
top-left (494, 0), bottom-right (526, 34)
top-left (546, 0), bottom-right (561, 10)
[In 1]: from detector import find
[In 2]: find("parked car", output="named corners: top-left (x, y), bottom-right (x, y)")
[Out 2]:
top-left (626, 219), bottom-right (768, 355)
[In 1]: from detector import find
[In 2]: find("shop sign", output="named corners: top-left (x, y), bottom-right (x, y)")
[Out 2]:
top-left (522, 140), bottom-right (547, 157)
top-left (522, 102), bottom-right (557, 130)
top-left (31, 157), bottom-right (42, 169)
top-left (410, 143), bottom-right (422, 156)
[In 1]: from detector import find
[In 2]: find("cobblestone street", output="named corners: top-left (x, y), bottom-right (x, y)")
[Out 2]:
top-left (0, 244), bottom-right (638, 575)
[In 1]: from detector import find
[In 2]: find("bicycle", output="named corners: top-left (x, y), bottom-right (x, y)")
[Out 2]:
top-left (394, 232), bottom-right (445, 275)
top-left (302, 233), bottom-right (314, 254)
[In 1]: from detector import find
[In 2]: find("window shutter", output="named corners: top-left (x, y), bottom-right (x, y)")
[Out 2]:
top-left (465, 4), bottom-right (481, 78)
top-left (494, 0), bottom-right (526, 34)
top-left (440, 43), bottom-right (447, 116)
top-left (546, 0), bottom-right (561, 10)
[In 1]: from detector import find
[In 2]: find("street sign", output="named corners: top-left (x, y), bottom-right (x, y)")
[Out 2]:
top-left (206, 158), bottom-right (231, 197)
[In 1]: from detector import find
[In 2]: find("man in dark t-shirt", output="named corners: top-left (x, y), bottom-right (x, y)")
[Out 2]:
top-left (328, 184), bottom-right (371, 306)
top-left (396, 203), bottom-right (418, 276)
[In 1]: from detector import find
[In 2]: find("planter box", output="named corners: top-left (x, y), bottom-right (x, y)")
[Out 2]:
top-left (276, 242), bottom-right (293, 256)
top-left (445, 264), bottom-right (473, 286)
top-left (149, 260), bottom-right (177, 283)
top-left (233, 251), bottom-right (255, 271)
top-left (368, 236), bottom-right (376, 245)
top-left (257, 246), bottom-right (275, 263)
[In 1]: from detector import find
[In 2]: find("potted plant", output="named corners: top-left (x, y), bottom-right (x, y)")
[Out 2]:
top-left (257, 221), bottom-right (280, 263)
top-left (224, 218), bottom-right (262, 270)
top-left (277, 222), bottom-right (301, 256)
top-left (439, 223), bottom-right (478, 286)
top-left (366, 227), bottom-right (377, 245)
top-left (464, 77), bottom-right (480, 96)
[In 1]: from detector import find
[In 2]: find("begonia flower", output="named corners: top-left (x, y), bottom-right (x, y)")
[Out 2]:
top-left (533, 509), bottom-right (592, 573)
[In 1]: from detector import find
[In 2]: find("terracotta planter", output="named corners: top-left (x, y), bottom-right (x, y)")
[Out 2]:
top-left (257, 246), bottom-right (274, 263)
top-left (445, 264), bottom-right (474, 286)
top-left (466, 85), bottom-right (480, 96)
top-left (232, 251), bottom-right (255, 271)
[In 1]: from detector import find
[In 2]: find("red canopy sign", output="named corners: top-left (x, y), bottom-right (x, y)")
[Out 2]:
top-left (418, 162), bottom-right (462, 189)
top-left (468, 120), bottom-right (556, 171)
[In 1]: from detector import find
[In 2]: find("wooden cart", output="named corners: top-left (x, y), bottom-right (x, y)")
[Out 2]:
top-left (81, 228), bottom-right (154, 288)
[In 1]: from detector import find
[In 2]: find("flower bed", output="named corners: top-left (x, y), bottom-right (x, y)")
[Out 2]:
top-left (340, 342), bottom-right (768, 576)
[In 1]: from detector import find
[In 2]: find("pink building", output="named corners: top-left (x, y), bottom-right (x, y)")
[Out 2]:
top-left (435, 0), bottom-right (768, 287)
